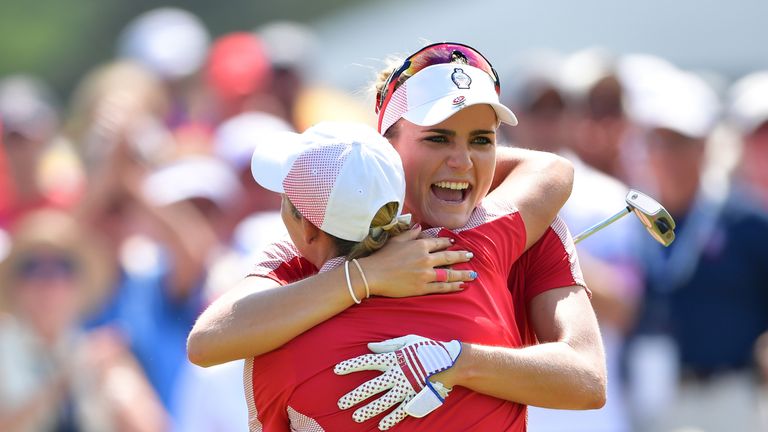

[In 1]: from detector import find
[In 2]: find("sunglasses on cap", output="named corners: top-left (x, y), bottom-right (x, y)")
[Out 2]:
top-left (375, 42), bottom-right (501, 116)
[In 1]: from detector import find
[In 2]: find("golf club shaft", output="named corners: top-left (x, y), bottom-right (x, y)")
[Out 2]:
top-left (573, 206), bottom-right (632, 244)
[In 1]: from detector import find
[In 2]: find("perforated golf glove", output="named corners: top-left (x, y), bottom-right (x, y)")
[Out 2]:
top-left (334, 334), bottom-right (462, 430)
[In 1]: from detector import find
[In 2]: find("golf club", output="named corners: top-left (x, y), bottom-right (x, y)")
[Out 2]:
top-left (573, 189), bottom-right (676, 246)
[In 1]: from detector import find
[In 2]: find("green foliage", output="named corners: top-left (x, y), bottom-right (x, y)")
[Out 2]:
top-left (0, 0), bottom-right (368, 100)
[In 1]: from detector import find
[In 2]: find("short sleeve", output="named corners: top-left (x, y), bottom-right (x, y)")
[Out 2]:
top-left (521, 216), bottom-right (588, 304)
top-left (457, 198), bottom-right (527, 273)
top-left (247, 240), bottom-right (318, 285)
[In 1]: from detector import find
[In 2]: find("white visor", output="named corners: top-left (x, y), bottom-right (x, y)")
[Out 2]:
top-left (379, 63), bottom-right (517, 133)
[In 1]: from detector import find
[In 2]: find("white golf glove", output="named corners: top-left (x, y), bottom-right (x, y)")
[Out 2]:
top-left (334, 334), bottom-right (462, 430)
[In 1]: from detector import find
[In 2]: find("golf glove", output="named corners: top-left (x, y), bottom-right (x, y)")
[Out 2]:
top-left (334, 334), bottom-right (462, 430)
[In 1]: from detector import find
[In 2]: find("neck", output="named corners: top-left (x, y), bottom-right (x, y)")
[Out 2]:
top-left (308, 233), bottom-right (341, 269)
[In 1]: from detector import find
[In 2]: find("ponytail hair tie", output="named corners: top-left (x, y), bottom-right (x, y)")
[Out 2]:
top-left (371, 213), bottom-right (412, 237)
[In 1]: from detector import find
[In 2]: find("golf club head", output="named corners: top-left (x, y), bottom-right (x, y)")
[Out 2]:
top-left (625, 189), bottom-right (676, 246)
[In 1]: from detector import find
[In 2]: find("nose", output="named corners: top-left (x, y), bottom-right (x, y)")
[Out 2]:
top-left (445, 146), bottom-right (473, 172)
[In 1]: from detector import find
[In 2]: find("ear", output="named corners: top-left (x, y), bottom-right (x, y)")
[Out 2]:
top-left (300, 217), bottom-right (322, 245)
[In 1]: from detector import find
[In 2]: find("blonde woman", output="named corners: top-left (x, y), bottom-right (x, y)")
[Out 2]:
top-left (190, 43), bottom-right (603, 431)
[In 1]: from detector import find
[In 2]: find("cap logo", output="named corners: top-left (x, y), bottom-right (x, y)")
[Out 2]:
top-left (451, 68), bottom-right (472, 89)
top-left (452, 95), bottom-right (466, 106)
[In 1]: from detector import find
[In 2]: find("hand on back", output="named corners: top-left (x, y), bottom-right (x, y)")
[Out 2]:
top-left (357, 225), bottom-right (477, 298)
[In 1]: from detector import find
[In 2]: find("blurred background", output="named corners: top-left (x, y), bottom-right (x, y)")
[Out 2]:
top-left (1, 1), bottom-right (767, 431)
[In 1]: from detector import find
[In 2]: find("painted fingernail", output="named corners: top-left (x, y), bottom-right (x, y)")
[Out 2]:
top-left (449, 237), bottom-right (455, 243)
top-left (411, 223), bottom-right (421, 230)
top-left (469, 271), bottom-right (478, 280)
top-left (459, 283), bottom-right (469, 289)
top-left (466, 252), bottom-right (474, 259)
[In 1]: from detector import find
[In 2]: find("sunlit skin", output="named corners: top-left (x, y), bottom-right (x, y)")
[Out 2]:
top-left (280, 194), bottom-right (308, 257)
top-left (279, 194), bottom-right (336, 268)
top-left (388, 105), bottom-right (498, 230)
top-left (13, 258), bottom-right (80, 346)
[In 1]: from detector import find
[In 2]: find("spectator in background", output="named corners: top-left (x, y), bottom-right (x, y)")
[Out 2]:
top-left (0, 120), bottom-right (11, 221)
top-left (204, 32), bottom-right (280, 124)
top-left (756, 331), bottom-right (768, 428)
top-left (116, 7), bottom-right (211, 130)
top-left (292, 85), bottom-right (374, 132)
top-left (172, 113), bottom-right (294, 432)
top-left (256, 20), bottom-right (318, 130)
top-left (559, 48), bottom-right (632, 183)
top-left (0, 209), bottom-right (166, 432)
top-left (0, 76), bottom-right (68, 226)
top-left (502, 51), bottom-right (638, 432)
top-left (623, 63), bottom-right (768, 432)
top-left (141, 154), bottom-right (250, 432)
top-left (64, 60), bottom-right (174, 168)
top-left (727, 71), bottom-right (768, 209)
top-left (211, 111), bottom-right (292, 256)
top-left (142, 154), bottom-right (243, 301)
top-left (66, 60), bottom-right (213, 424)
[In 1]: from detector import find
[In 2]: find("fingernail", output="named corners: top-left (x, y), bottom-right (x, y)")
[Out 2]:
top-left (459, 283), bottom-right (469, 289)
top-left (466, 252), bottom-right (474, 259)
top-left (449, 237), bottom-right (455, 243)
top-left (411, 223), bottom-right (421, 230)
top-left (469, 271), bottom-right (478, 280)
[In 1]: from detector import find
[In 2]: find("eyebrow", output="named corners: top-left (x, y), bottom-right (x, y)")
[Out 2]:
top-left (424, 128), bottom-right (496, 136)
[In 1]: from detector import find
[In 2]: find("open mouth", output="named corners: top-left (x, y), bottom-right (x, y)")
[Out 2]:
top-left (431, 181), bottom-right (471, 203)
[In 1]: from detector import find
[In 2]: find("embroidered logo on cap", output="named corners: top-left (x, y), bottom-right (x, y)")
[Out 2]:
top-left (452, 96), bottom-right (466, 106)
top-left (451, 68), bottom-right (471, 89)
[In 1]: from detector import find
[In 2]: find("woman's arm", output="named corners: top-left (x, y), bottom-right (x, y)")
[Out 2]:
top-left (187, 228), bottom-right (474, 367)
top-left (435, 286), bottom-right (606, 409)
top-left (490, 147), bottom-right (574, 250)
top-left (188, 148), bottom-right (574, 367)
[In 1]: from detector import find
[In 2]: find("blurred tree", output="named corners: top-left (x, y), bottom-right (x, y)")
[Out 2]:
top-left (0, 0), bottom-right (368, 103)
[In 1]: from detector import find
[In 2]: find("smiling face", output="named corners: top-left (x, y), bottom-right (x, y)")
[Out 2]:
top-left (388, 104), bottom-right (498, 229)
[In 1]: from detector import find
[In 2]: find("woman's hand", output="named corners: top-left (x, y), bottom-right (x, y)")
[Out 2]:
top-left (334, 334), bottom-right (461, 430)
top-left (357, 225), bottom-right (477, 298)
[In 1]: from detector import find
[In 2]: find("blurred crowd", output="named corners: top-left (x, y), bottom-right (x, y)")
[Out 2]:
top-left (0, 7), bottom-right (767, 432)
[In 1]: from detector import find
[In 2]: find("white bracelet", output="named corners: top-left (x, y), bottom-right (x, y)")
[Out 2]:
top-left (345, 260), bottom-right (362, 304)
top-left (351, 259), bottom-right (370, 299)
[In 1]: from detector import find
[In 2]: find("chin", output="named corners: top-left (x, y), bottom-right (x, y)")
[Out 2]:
top-left (425, 209), bottom-right (472, 230)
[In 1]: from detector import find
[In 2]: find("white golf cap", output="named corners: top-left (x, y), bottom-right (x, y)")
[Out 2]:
top-left (117, 7), bottom-right (210, 80)
top-left (251, 121), bottom-right (405, 242)
top-left (143, 155), bottom-right (242, 209)
top-left (213, 111), bottom-right (294, 171)
top-left (624, 65), bottom-right (720, 139)
top-left (379, 63), bottom-right (517, 133)
top-left (727, 71), bottom-right (768, 135)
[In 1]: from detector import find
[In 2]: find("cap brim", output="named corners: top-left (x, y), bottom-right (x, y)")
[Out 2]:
top-left (402, 94), bottom-right (518, 128)
top-left (250, 131), bottom-right (307, 193)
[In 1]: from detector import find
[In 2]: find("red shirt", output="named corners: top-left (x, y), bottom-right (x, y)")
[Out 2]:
top-left (245, 202), bottom-right (585, 432)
